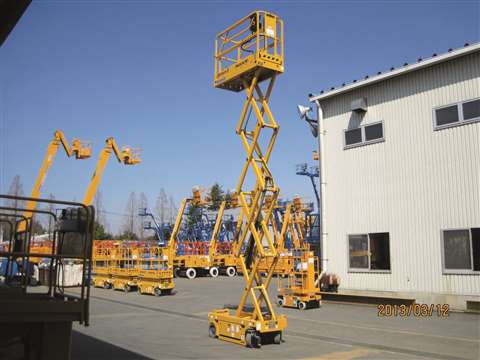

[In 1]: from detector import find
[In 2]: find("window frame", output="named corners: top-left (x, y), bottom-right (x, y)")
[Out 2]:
top-left (347, 232), bottom-right (391, 273)
top-left (441, 228), bottom-right (480, 275)
top-left (433, 98), bottom-right (480, 131)
top-left (343, 120), bottom-right (385, 150)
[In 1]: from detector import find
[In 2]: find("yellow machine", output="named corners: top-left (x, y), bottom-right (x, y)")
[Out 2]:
top-left (168, 189), bottom-right (215, 279)
top-left (18, 130), bottom-right (91, 234)
top-left (83, 137), bottom-right (141, 206)
top-left (208, 11), bottom-right (287, 348)
top-left (92, 244), bottom-right (115, 289)
top-left (291, 196), bottom-right (313, 250)
top-left (256, 202), bottom-right (297, 277)
top-left (136, 247), bottom-right (175, 296)
top-left (111, 246), bottom-right (140, 292)
top-left (277, 250), bottom-right (321, 310)
top-left (92, 242), bottom-right (175, 296)
top-left (209, 199), bottom-right (239, 277)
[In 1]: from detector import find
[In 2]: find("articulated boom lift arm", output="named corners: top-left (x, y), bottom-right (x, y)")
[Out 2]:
top-left (208, 201), bottom-right (226, 260)
top-left (18, 130), bottom-right (91, 232)
top-left (83, 137), bottom-right (141, 206)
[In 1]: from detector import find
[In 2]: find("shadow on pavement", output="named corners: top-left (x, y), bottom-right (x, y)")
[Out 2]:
top-left (72, 331), bottom-right (153, 360)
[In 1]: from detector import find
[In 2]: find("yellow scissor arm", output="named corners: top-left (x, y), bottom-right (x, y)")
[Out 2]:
top-left (83, 137), bottom-right (141, 206)
top-left (18, 130), bottom-right (91, 233)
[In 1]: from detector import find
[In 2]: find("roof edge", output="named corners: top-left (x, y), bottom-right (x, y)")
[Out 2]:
top-left (309, 42), bottom-right (480, 103)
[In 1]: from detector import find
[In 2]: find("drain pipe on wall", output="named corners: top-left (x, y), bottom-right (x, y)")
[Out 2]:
top-left (312, 99), bottom-right (327, 274)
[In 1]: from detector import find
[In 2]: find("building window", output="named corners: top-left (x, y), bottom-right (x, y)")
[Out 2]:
top-left (434, 98), bottom-right (480, 130)
top-left (462, 99), bottom-right (480, 121)
top-left (348, 232), bottom-right (390, 272)
top-left (344, 121), bottom-right (384, 149)
top-left (345, 128), bottom-right (362, 146)
top-left (442, 228), bottom-right (480, 274)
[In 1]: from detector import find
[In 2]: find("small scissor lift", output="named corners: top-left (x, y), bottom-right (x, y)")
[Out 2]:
top-left (277, 250), bottom-right (321, 310)
top-left (111, 246), bottom-right (140, 292)
top-left (92, 243), bottom-right (114, 289)
top-left (137, 247), bottom-right (175, 296)
top-left (208, 11), bottom-right (287, 348)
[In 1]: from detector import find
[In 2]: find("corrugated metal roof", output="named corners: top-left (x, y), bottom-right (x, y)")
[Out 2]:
top-left (309, 42), bottom-right (480, 102)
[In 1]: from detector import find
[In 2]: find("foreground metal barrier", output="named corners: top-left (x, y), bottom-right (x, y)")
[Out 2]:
top-left (0, 194), bottom-right (95, 359)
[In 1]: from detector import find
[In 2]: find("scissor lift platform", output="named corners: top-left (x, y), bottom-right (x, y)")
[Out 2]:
top-left (214, 11), bottom-right (284, 92)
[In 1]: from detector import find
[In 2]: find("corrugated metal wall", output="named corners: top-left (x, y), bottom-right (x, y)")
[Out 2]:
top-left (320, 51), bottom-right (480, 295)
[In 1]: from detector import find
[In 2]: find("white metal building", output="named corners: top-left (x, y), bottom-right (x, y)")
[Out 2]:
top-left (308, 43), bottom-right (480, 310)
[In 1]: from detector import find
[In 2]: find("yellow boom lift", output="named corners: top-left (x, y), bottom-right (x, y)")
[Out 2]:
top-left (167, 187), bottom-right (217, 279)
top-left (17, 130), bottom-right (91, 234)
top-left (83, 137), bottom-right (140, 206)
top-left (86, 137), bottom-right (155, 294)
top-left (209, 195), bottom-right (240, 277)
top-left (208, 11), bottom-right (287, 348)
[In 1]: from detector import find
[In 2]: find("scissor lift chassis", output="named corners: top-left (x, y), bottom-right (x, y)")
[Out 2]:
top-left (137, 270), bottom-right (175, 295)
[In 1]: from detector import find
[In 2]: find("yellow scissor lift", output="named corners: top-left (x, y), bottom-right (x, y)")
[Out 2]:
top-left (92, 244), bottom-right (115, 289)
top-left (277, 250), bottom-right (321, 310)
top-left (137, 247), bottom-right (175, 296)
top-left (111, 246), bottom-right (140, 292)
top-left (276, 197), bottom-right (321, 310)
top-left (208, 11), bottom-right (287, 348)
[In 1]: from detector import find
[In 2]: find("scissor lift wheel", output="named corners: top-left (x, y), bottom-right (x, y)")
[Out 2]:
top-left (209, 267), bottom-right (219, 277)
top-left (226, 266), bottom-right (236, 277)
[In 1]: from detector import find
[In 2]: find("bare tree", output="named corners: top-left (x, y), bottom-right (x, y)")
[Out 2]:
top-left (169, 196), bottom-right (177, 224)
top-left (138, 192), bottom-right (148, 240)
top-left (121, 192), bottom-right (138, 239)
top-left (155, 188), bottom-right (168, 225)
top-left (1, 175), bottom-right (25, 241)
top-left (44, 193), bottom-right (56, 235)
top-left (94, 191), bottom-right (105, 227)
top-left (7, 175), bottom-right (25, 215)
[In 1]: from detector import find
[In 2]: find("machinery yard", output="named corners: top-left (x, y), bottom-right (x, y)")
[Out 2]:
top-left (72, 277), bottom-right (479, 360)
top-left (1, 2), bottom-right (479, 359)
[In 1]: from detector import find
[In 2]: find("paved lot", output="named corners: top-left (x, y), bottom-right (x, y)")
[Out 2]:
top-left (72, 276), bottom-right (479, 360)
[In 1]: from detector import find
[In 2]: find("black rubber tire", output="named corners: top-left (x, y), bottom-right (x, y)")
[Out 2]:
top-left (246, 331), bottom-right (261, 348)
top-left (277, 297), bottom-right (284, 307)
top-left (298, 301), bottom-right (307, 310)
top-left (226, 266), bottom-right (236, 277)
top-left (186, 268), bottom-right (197, 279)
top-left (124, 284), bottom-right (131, 293)
top-left (103, 282), bottom-right (110, 289)
top-left (208, 324), bottom-right (217, 338)
top-left (209, 267), bottom-right (219, 278)
top-left (154, 287), bottom-right (162, 297)
top-left (161, 289), bottom-right (173, 295)
top-left (273, 332), bottom-right (282, 345)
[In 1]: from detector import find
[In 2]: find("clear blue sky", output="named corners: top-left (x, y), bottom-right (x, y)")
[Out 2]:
top-left (1, 0), bottom-right (478, 233)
